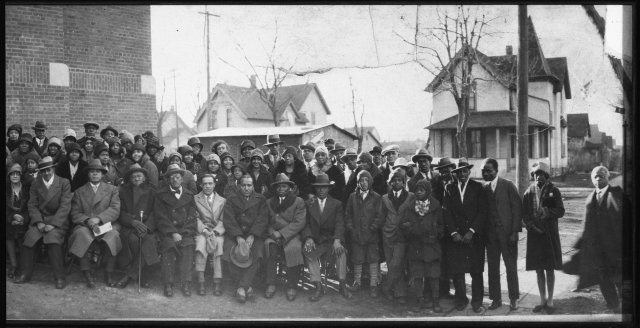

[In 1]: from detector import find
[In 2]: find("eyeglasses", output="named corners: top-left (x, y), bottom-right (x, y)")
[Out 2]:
top-left (169, 175), bottom-right (182, 180)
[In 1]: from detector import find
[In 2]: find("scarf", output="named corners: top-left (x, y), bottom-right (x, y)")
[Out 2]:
top-left (270, 192), bottom-right (296, 214)
top-left (415, 198), bottom-right (430, 216)
top-left (310, 160), bottom-right (334, 177)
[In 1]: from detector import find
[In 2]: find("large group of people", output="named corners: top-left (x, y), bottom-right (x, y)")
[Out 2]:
top-left (5, 120), bottom-right (629, 314)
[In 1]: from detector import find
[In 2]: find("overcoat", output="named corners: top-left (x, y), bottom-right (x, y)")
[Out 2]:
top-left (149, 153), bottom-right (169, 181)
top-left (24, 175), bottom-right (72, 246)
top-left (194, 191), bottom-right (226, 257)
top-left (6, 180), bottom-right (31, 240)
top-left (342, 166), bottom-right (386, 207)
top-left (115, 182), bottom-right (159, 268)
top-left (110, 153), bottom-right (131, 184)
top-left (55, 159), bottom-right (89, 192)
top-left (100, 160), bottom-right (122, 186)
top-left (223, 178), bottom-right (241, 199)
top-left (308, 163), bottom-right (345, 202)
top-left (157, 168), bottom-right (197, 193)
top-left (265, 195), bottom-right (306, 267)
top-left (380, 190), bottom-right (416, 243)
top-left (32, 136), bottom-right (49, 156)
top-left (574, 185), bottom-right (629, 286)
top-left (442, 178), bottom-right (488, 274)
top-left (11, 149), bottom-right (41, 167)
top-left (344, 188), bottom-right (383, 245)
top-left (154, 186), bottom-right (198, 254)
top-left (263, 152), bottom-right (281, 173)
top-left (522, 181), bottom-right (564, 270)
top-left (68, 182), bottom-right (122, 257)
top-left (222, 190), bottom-right (268, 262)
top-left (483, 177), bottom-right (523, 234)
top-left (379, 162), bottom-right (392, 183)
top-left (301, 195), bottom-right (345, 260)
top-left (407, 170), bottom-right (440, 193)
top-left (401, 195), bottom-right (444, 263)
top-left (131, 154), bottom-right (159, 189)
top-left (248, 165), bottom-right (275, 198)
top-left (274, 159), bottom-right (311, 200)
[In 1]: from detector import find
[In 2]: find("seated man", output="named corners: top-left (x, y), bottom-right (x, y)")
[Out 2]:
top-left (155, 164), bottom-right (198, 297)
top-left (114, 164), bottom-right (160, 289)
top-left (222, 174), bottom-right (268, 303)
top-left (15, 157), bottom-right (73, 289)
top-left (264, 174), bottom-right (307, 301)
top-left (302, 173), bottom-right (352, 301)
top-left (194, 174), bottom-right (226, 296)
top-left (68, 159), bottom-right (122, 288)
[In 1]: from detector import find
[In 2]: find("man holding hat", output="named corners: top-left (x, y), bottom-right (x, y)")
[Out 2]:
top-left (193, 174), bottom-right (227, 296)
top-left (55, 142), bottom-right (89, 192)
top-left (15, 157), bottom-right (73, 289)
top-left (263, 134), bottom-right (284, 173)
top-left (114, 164), bottom-right (160, 289)
top-left (264, 174), bottom-right (307, 301)
top-left (299, 142), bottom-right (317, 172)
top-left (155, 164), bottom-right (198, 297)
top-left (68, 158), bottom-right (122, 288)
top-left (442, 157), bottom-right (488, 313)
top-left (31, 121), bottom-right (49, 156)
top-left (379, 144), bottom-right (400, 183)
top-left (239, 140), bottom-right (256, 165)
top-left (408, 149), bottom-right (439, 193)
top-left (303, 173), bottom-right (352, 301)
top-left (77, 122), bottom-right (100, 146)
top-left (222, 173), bottom-right (269, 303)
top-left (369, 146), bottom-right (383, 167)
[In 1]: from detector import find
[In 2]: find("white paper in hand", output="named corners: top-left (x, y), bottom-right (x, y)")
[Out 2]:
top-left (93, 222), bottom-right (113, 237)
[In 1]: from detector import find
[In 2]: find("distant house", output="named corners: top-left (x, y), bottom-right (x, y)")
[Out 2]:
top-left (158, 107), bottom-right (197, 153)
top-left (345, 126), bottom-right (383, 152)
top-left (567, 113), bottom-right (591, 149)
top-left (425, 17), bottom-right (571, 177)
top-left (192, 78), bottom-right (331, 133)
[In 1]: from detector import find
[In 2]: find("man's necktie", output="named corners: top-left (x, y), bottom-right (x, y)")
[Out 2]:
top-left (597, 190), bottom-right (603, 202)
top-left (172, 188), bottom-right (180, 194)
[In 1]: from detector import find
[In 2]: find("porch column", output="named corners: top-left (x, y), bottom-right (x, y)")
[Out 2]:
top-left (495, 128), bottom-right (501, 158)
top-left (533, 127), bottom-right (540, 158)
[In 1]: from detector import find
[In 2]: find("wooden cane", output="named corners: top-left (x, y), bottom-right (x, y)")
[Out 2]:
top-left (139, 210), bottom-right (144, 293)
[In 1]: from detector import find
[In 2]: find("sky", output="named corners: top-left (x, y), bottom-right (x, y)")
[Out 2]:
top-left (150, 5), bottom-right (625, 143)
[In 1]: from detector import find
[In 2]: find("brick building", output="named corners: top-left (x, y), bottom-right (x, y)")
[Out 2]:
top-left (5, 5), bottom-right (156, 140)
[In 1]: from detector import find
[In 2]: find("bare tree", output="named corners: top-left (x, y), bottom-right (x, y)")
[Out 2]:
top-left (349, 76), bottom-right (366, 153)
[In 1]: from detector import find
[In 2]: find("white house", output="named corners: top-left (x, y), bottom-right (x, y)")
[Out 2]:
top-left (193, 78), bottom-right (331, 133)
top-left (425, 17), bottom-right (571, 177)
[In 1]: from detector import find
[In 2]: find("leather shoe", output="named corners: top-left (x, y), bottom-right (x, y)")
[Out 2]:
top-left (8, 266), bottom-right (17, 279)
top-left (370, 285), bottom-right (378, 298)
top-left (510, 299), bottom-right (518, 310)
top-left (264, 285), bottom-right (276, 299)
top-left (164, 284), bottom-right (173, 297)
top-left (433, 298), bottom-right (442, 313)
top-left (182, 283), bottom-right (191, 297)
top-left (213, 283), bottom-right (222, 296)
top-left (472, 305), bottom-right (483, 313)
top-left (340, 282), bottom-right (353, 300)
top-left (310, 282), bottom-right (323, 302)
top-left (197, 282), bottom-right (206, 296)
top-left (286, 288), bottom-right (297, 301)
top-left (83, 271), bottom-right (96, 288)
top-left (115, 276), bottom-right (132, 289)
top-left (104, 272), bottom-right (116, 287)
top-left (488, 300), bottom-right (502, 310)
top-left (348, 281), bottom-right (361, 292)
top-left (55, 278), bottom-right (66, 289)
top-left (246, 287), bottom-right (255, 299)
top-left (14, 274), bottom-right (31, 284)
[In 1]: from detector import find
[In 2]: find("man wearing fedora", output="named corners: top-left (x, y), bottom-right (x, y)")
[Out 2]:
top-left (99, 125), bottom-right (118, 148)
top-left (68, 158), bottom-right (122, 288)
top-left (408, 149), bottom-right (439, 193)
top-left (369, 146), bottom-right (383, 167)
top-left (193, 174), bottom-right (227, 296)
top-left (155, 164), bottom-right (198, 297)
top-left (264, 174), bottom-right (307, 301)
top-left (303, 173), bottom-right (352, 301)
top-left (114, 164), bottom-right (160, 289)
top-left (330, 142), bottom-right (347, 169)
top-left (379, 145), bottom-right (400, 183)
top-left (480, 158), bottom-right (522, 311)
top-left (15, 157), bottom-right (73, 289)
top-left (299, 142), bottom-right (316, 172)
top-left (340, 148), bottom-right (358, 193)
top-left (222, 174), bottom-right (269, 303)
top-left (31, 121), bottom-right (49, 156)
top-left (239, 140), bottom-right (256, 166)
top-left (442, 158), bottom-right (488, 313)
top-left (263, 134), bottom-right (284, 173)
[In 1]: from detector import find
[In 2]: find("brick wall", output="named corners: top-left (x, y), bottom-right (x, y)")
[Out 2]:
top-left (5, 5), bottom-right (157, 140)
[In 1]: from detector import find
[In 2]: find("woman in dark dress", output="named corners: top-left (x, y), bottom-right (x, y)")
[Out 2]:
top-left (198, 153), bottom-right (227, 197)
top-left (6, 164), bottom-right (31, 278)
top-left (522, 162), bottom-right (565, 314)
top-left (246, 149), bottom-right (274, 198)
top-left (307, 146), bottom-right (344, 202)
top-left (273, 146), bottom-right (310, 200)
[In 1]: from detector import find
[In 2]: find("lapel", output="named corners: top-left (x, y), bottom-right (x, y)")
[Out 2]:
top-left (230, 191), bottom-right (261, 211)
top-left (322, 197), bottom-right (337, 223)
top-left (446, 183), bottom-right (464, 209)
top-left (309, 198), bottom-right (325, 224)
top-left (42, 176), bottom-right (62, 208)
top-left (92, 182), bottom-right (109, 207)
top-left (383, 194), bottom-right (397, 215)
top-left (196, 192), bottom-right (214, 215)
top-left (132, 185), bottom-right (143, 209)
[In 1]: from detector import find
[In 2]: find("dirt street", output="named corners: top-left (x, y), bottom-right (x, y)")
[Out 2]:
top-left (5, 194), bottom-right (625, 321)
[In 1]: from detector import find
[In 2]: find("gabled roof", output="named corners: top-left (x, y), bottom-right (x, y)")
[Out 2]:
top-left (567, 113), bottom-right (591, 138)
top-left (588, 124), bottom-right (602, 143)
top-left (547, 57), bottom-right (572, 98)
top-left (425, 110), bottom-right (550, 130)
top-left (159, 110), bottom-right (197, 136)
top-left (193, 83), bottom-right (330, 124)
top-left (345, 126), bottom-right (382, 147)
top-left (191, 124), bottom-right (357, 140)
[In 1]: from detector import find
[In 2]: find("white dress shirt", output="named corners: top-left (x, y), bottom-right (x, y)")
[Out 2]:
top-left (43, 175), bottom-right (54, 190)
top-left (318, 197), bottom-right (326, 213)
top-left (490, 175), bottom-right (499, 192)
top-left (172, 186), bottom-right (182, 199)
top-left (91, 182), bottom-right (100, 194)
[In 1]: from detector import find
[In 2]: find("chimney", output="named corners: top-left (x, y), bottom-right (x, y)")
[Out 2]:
top-left (250, 75), bottom-right (257, 88)
top-left (506, 45), bottom-right (513, 55)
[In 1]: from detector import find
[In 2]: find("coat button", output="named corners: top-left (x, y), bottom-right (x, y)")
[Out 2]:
top-left (173, 221), bottom-right (178, 225)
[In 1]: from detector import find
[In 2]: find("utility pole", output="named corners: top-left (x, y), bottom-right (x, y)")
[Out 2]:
top-left (516, 6), bottom-right (529, 196)
top-left (172, 68), bottom-right (179, 149)
top-left (199, 7), bottom-right (220, 102)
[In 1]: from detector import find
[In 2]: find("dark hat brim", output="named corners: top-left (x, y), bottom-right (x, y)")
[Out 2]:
top-left (163, 168), bottom-right (187, 179)
top-left (38, 162), bottom-right (57, 171)
top-left (434, 163), bottom-right (456, 171)
top-left (299, 145), bottom-right (315, 151)
top-left (125, 167), bottom-right (149, 181)
top-left (83, 123), bottom-right (100, 130)
top-left (271, 180), bottom-right (295, 188)
top-left (230, 244), bottom-right (253, 268)
top-left (263, 141), bottom-right (285, 147)
top-left (83, 165), bottom-right (108, 175)
top-left (411, 154), bottom-right (434, 163)
top-left (311, 180), bottom-right (335, 187)
top-left (452, 164), bottom-right (474, 172)
top-left (329, 148), bottom-right (347, 154)
top-left (100, 127), bottom-right (119, 138)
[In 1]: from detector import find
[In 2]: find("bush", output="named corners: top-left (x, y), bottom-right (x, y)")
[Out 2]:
top-left (568, 149), bottom-right (595, 174)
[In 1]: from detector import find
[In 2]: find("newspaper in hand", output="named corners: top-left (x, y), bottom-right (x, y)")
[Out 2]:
top-left (92, 221), bottom-right (113, 237)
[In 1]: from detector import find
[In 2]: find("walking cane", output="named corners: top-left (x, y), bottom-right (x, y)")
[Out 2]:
top-left (139, 210), bottom-right (144, 293)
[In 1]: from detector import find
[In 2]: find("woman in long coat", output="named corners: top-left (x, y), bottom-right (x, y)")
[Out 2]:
top-left (401, 180), bottom-right (444, 312)
top-left (55, 142), bottom-right (89, 192)
top-left (114, 164), bottom-right (160, 289)
top-left (6, 164), bottom-right (31, 278)
top-left (129, 143), bottom-right (159, 189)
top-left (222, 176), bottom-right (269, 303)
top-left (308, 146), bottom-right (344, 202)
top-left (274, 146), bottom-right (311, 200)
top-left (247, 149), bottom-right (274, 198)
top-left (522, 162), bottom-right (564, 314)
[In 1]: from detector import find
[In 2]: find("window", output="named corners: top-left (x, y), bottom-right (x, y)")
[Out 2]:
top-left (287, 110), bottom-right (295, 126)
top-left (468, 82), bottom-right (478, 110)
top-left (539, 129), bottom-right (549, 157)
top-left (209, 110), bottom-right (218, 130)
top-left (470, 130), bottom-right (483, 158)
top-left (509, 90), bottom-right (515, 111)
top-left (226, 108), bottom-right (232, 127)
top-left (561, 127), bottom-right (567, 158)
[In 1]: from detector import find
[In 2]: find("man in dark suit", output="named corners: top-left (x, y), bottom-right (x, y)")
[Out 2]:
top-left (31, 121), bottom-right (49, 156)
top-left (379, 144), bottom-right (399, 183)
top-left (481, 158), bottom-right (522, 310)
top-left (263, 134), bottom-right (284, 173)
top-left (14, 157), bottom-right (73, 289)
top-left (407, 149), bottom-right (439, 192)
top-left (442, 158), bottom-right (488, 313)
top-left (302, 173), bottom-right (352, 301)
top-left (55, 142), bottom-right (89, 192)
top-left (155, 164), bottom-right (198, 297)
